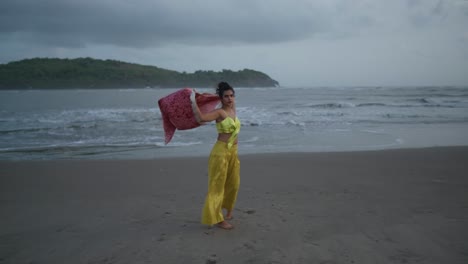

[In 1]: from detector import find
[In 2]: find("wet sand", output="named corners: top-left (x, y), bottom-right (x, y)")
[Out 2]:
top-left (1, 147), bottom-right (467, 263)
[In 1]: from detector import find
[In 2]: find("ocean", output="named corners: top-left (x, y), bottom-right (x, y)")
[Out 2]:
top-left (1, 86), bottom-right (468, 160)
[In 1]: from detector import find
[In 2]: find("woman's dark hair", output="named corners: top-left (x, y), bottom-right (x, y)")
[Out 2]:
top-left (216, 82), bottom-right (235, 98)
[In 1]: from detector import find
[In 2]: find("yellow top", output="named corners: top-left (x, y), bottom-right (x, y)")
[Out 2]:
top-left (216, 116), bottom-right (241, 149)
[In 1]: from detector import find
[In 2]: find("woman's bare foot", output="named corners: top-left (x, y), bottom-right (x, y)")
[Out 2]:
top-left (226, 211), bottom-right (233, 220)
top-left (216, 221), bottom-right (234, 230)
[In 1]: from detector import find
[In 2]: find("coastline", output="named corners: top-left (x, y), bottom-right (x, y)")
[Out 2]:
top-left (2, 86), bottom-right (467, 161)
top-left (1, 146), bottom-right (468, 263)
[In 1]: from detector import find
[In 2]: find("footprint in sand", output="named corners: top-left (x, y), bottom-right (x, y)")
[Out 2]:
top-left (157, 233), bottom-right (166, 242)
top-left (206, 254), bottom-right (217, 264)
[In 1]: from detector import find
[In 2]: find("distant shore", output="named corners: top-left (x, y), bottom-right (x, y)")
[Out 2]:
top-left (0, 57), bottom-right (279, 89)
top-left (1, 146), bottom-right (467, 263)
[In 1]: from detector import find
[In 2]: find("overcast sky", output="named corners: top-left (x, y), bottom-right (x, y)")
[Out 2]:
top-left (1, 0), bottom-right (467, 87)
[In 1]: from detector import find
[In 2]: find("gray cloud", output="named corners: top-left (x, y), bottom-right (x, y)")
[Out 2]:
top-left (0, 0), bottom-right (333, 48)
top-left (1, 0), bottom-right (467, 86)
top-left (2, 0), bottom-right (463, 49)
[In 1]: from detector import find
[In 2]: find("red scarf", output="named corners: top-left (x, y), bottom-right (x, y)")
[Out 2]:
top-left (158, 88), bottom-right (220, 144)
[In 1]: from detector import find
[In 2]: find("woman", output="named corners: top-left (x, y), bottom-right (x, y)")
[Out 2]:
top-left (193, 82), bottom-right (241, 230)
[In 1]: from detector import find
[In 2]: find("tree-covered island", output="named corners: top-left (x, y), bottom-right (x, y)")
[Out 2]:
top-left (0, 58), bottom-right (279, 89)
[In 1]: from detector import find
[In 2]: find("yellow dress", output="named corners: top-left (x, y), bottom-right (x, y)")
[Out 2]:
top-left (201, 116), bottom-right (241, 225)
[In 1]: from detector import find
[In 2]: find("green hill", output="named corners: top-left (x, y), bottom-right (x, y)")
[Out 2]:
top-left (0, 58), bottom-right (279, 89)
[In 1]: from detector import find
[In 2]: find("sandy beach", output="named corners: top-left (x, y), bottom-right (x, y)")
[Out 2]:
top-left (1, 147), bottom-right (467, 264)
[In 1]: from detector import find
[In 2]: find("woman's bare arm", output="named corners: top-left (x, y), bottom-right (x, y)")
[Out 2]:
top-left (191, 91), bottom-right (222, 123)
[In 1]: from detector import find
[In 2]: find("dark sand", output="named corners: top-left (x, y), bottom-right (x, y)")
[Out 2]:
top-left (1, 147), bottom-right (468, 263)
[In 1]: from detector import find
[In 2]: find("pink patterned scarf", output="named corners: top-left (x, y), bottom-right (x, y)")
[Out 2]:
top-left (158, 88), bottom-right (220, 144)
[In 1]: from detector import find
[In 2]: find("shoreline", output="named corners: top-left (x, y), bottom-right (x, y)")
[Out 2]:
top-left (2, 144), bottom-right (468, 162)
top-left (0, 145), bottom-right (468, 162)
top-left (1, 146), bottom-right (467, 263)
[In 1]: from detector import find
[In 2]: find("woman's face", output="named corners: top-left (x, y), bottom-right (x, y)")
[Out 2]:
top-left (222, 89), bottom-right (235, 107)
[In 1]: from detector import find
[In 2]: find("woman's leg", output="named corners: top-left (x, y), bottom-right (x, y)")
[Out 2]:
top-left (201, 142), bottom-right (229, 225)
top-left (222, 145), bottom-right (240, 219)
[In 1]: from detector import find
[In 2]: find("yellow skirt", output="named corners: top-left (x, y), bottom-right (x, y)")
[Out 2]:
top-left (201, 141), bottom-right (240, 225)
